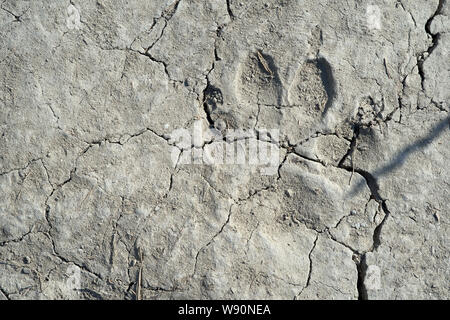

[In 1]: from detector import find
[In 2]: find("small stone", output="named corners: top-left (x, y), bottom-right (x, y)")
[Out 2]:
top-left (119, 135), bottom-right (129, 145)
top-left (21, 268), bottom-right (31, 275)
top-left (214, 119), bottom-right (226, 131)
top-left (23, 256), bottom-right (31, 264)
top-left (434, 212), bottom-right (440, 222)
top-left (285, 189), bottom-right (293, 197)
top-left (135, 208), bottom-right (146, 216)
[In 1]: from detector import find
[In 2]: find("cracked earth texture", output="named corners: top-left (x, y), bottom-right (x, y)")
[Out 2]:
top-left (0, 0), bottom-right (449, 300)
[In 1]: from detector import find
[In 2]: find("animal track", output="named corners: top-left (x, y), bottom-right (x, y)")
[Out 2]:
top-left (239, 50), bottom-right (283, 106)
top-left (203, 85), bottom-right (239, 130)
top-left (288, 59), bottom-right (329, 115)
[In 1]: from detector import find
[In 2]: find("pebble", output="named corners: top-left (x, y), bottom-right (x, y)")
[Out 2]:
top-left (215, 119), bottom-right (226, 131)
top-left (21, 268), bottom-right (31, 274)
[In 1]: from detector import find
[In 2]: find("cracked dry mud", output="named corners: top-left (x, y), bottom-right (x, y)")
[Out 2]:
top-left (0, 0), bottom-right (448, 300)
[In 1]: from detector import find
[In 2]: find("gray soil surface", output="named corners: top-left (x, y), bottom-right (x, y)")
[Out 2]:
top-left (0, 0), bottom-right (448, 300)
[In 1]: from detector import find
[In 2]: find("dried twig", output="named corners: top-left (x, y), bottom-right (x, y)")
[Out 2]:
top-left (136, 248), bottom-right (144, 300)
top-left (257, 51), bottom-right (273, 77)
top-left (81, 187), bottom-right (95, 208)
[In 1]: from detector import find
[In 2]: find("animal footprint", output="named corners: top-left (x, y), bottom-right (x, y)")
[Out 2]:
top-left (288, 58), bottom-right (333, 116)
top-left (239, 50), bottom-right (283, 106)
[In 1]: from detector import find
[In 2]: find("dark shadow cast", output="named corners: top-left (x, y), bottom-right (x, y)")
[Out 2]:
top-left (347, 116), bottom-right (450, 198)
top-left (315, 57), bottom-right (336, 117)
